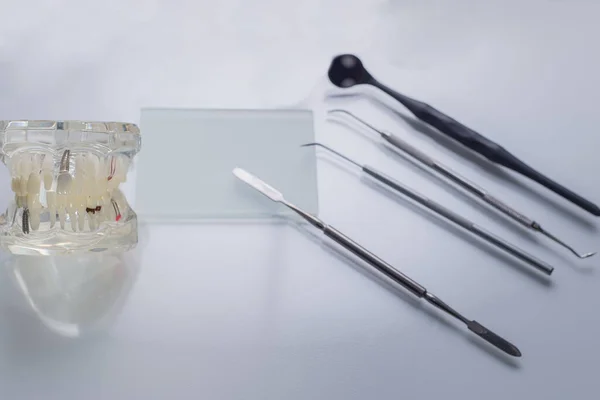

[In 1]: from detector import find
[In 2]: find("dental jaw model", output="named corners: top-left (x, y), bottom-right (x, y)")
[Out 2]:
top-left (0, 120), bottom-right (141, 255)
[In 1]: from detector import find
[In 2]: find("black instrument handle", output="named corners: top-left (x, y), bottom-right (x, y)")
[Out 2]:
top-left (372, 80), bottom-right (505, 161)
top-left (372, 80), bottom-right (600, 216)
top-left (499, 152), bottom-right (600, 216)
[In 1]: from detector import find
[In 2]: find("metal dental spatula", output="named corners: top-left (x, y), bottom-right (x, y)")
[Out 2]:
top-left (233, 167), bottom-right (522, 358)
top-left (327, 53), bottom-right (600, 217)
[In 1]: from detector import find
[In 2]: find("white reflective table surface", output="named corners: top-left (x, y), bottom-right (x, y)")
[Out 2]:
top-left (1, 1), bottom-right (600, 399)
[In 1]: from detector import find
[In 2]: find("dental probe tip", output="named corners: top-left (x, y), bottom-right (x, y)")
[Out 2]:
top-left (301, 142), bottom-right (363, 169)
top-left (532, 223), bottom-right (597, 259)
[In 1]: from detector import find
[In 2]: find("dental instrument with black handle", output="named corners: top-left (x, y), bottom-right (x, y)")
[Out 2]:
top-left (302, 143), bottom-right (555, 276)
top-left (232, 167), bottom-right (522, 358)
top-left (327, 109), bottom-right (596, 260)
top-left (327, 54), bottom-right (600, 217)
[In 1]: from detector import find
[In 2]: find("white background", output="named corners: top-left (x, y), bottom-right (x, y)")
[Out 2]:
top-left (1, 1), bottom-right (600, 399)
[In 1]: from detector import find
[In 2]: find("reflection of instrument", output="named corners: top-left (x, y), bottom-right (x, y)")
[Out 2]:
top-left (233, 167), bottom-right (521, 358)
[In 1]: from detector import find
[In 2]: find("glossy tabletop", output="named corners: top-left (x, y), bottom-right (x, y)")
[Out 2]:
top-left (1, 1), bottom-right (600, 399)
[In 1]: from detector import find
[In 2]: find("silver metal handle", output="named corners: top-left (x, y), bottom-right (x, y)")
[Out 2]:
top-left (481, 193), bottom-right (534, 227)
top-left (363, 165), bottom-right (474, 230)
top-left (383, 132), bottom-right (535, 228)
top-left (362, 165), bottom-right (554, 276)
top-left (382, 131), bottom-right (438, 168)
top-left (322, 225), bottom-right (427, 297)
top-left (470, 225), bottom-right (554, 275)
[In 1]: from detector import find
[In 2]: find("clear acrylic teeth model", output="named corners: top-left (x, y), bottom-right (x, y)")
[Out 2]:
top-left (0, 120), bottom-right (141, 255)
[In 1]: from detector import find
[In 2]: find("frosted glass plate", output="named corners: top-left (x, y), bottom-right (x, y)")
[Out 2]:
top-left (135, 108), bottom-right (319, 222)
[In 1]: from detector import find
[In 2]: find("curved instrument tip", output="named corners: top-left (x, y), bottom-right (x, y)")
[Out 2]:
top-left (579, 251), bottom-right (597, 259)
top-left (535, 225), bottom-right (596, 260)
top-left (467, 320), bottom-right (522, 357)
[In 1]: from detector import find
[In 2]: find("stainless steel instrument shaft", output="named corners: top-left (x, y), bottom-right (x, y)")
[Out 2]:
top-left (303, 143), bottom-right (555, 276)
top-left (232, 167), bottom-right (522, 358)
top-left (328, 109), bottom-right (596, 260)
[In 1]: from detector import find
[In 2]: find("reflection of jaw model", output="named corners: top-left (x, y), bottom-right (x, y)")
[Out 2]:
top-left (0, 120), bottom-right (141, 255)
top-left (4, 250), bottom-right (140, 338)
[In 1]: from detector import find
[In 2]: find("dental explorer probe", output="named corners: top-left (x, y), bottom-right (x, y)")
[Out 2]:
top-left (232, 167), bottom-right (522, 358)
top-left (302, 143), bottom-right (555, 276)
top-left (328, 109), bottom-right (596, 260)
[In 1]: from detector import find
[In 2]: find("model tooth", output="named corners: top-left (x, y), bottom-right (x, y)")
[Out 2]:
top-left (88, 212), bottom-right (97, 230)
top-left (19, 177), bottom-right (28, 195)
top-left (47, 190), bottom-right (56, 206)
top-left (11, 178), bottom-right (19, 193)
top-left (76, 195), bottom-right (86, 231)
top-left (9, 158), bottom-right (19, 193)
top-left (16, 195), bottom-right (25, 209)
top-left (14, 194), bottom-right (24, 209)
top-left (42, 154), bottom-right (54, 168)
top-left (97, 177), bottom-right (108, 197)
top-left (66, 192), bottom-right (77, 212)
top-left (42, 153), bottom-right (54, 190)
top-left (57, 194), bottom-right (66, 229)
top-left (96, 197), bottom-right (106, 223)
top-left (94, 157), bottom-right (106, 200)
top-left (43, 172), bottom-right (53, 191)
top-left (29, 206), bottom-right (41, 231)
top-left (10, 158), bottom-right (20, 193)
top-left (97, 158), bottom-right (106, 180)
top-left (66, 199), bottom-right (76, 231)
top-left (25, 172), bottom-right (41, 211)
top-left (84, 182), bottom-right (94, 198)
top-left (75, 154), bottom-right (85, 172)
top-left (20, 155), bottom-right (32, 176)
top-left (77, 211), bottom-right (85, 231)
top-left (96, 208), bottom-right (104, 224)
top-left (71, 154), bottom-right (83, 193)
top-left (27, 171), bottom-right (41, 195)
top-left (86, 154), bottom-right (98, 176)
top-left (59, 208), bottom-right (66, 229)
top-left (70, 214), bottom-right (77, 231)
top-left (19, 156), bottom-right (32, 194)
top-left (27, 192), bottom-right (40, 210)
top-left (78, 194), bottom-right (86, 210)
top-left (84, 196), bottom-right (94, 209)
top-left (75, 154), bottom-right (85, 176)
top-left (56, 172), bottom-right (72, 195)
top-left (47, 191), bottom-right (57, 227)
top-left (32, 154), bottom-right (42, 176)
top-left (81, 155), bottom-right (94, 195)
top-left (47, 191), bottom-right (55, 226)
top-left (42, 153), bottom-right (54, 171)
top-left (107, 178), bottom-right (118, 192)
